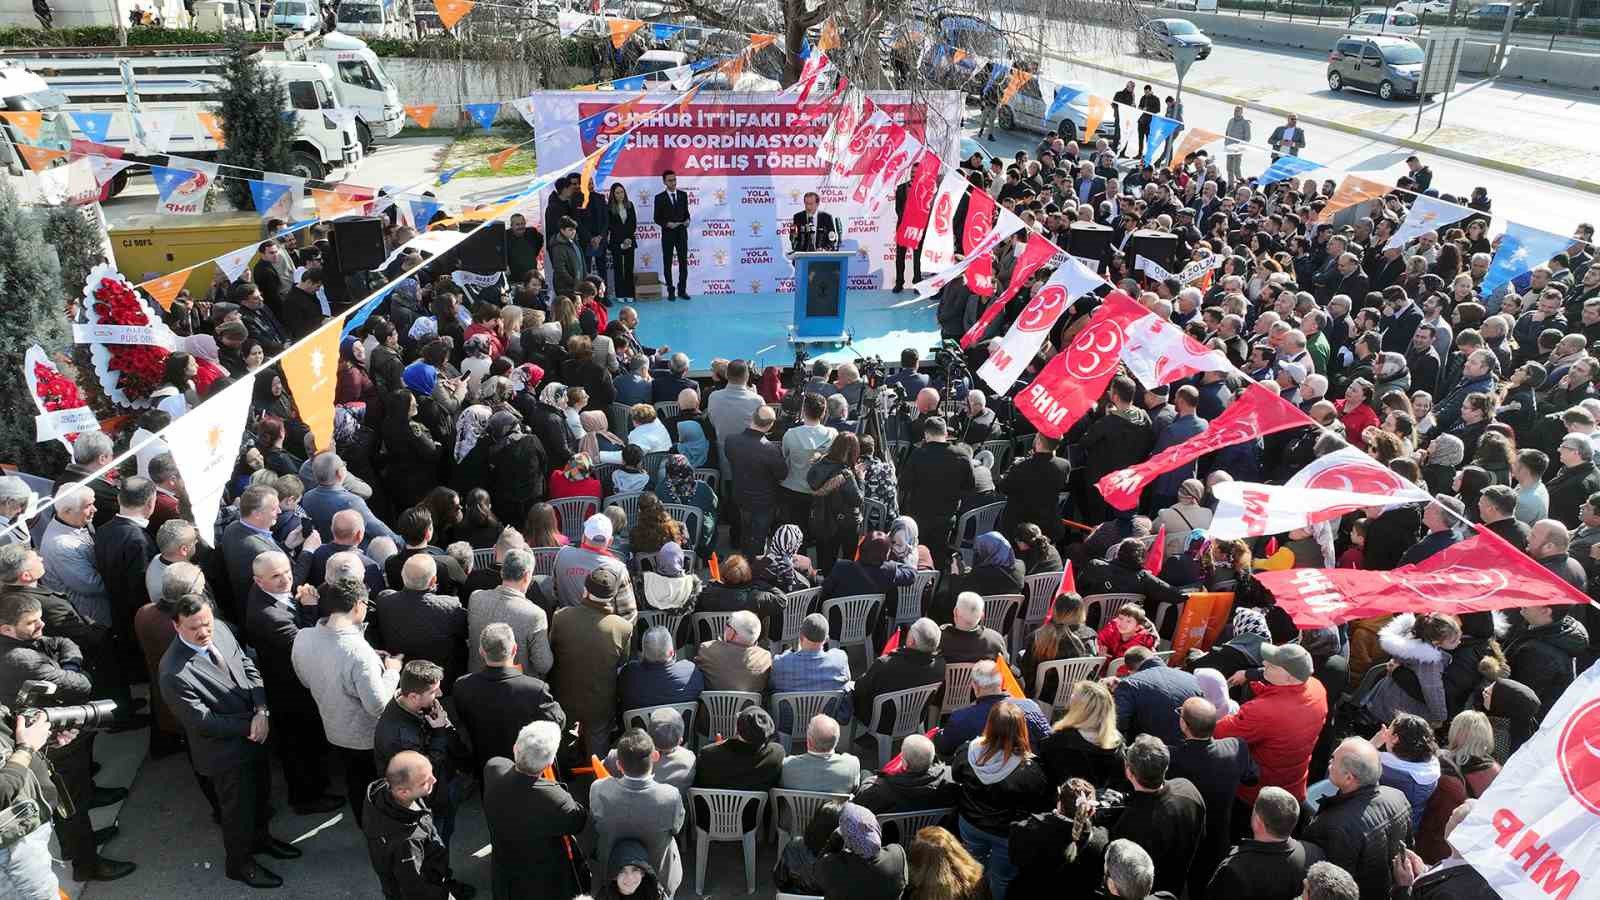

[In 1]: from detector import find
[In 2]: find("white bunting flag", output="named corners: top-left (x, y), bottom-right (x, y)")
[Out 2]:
top-left (913, 206), bottom-right (1026, 299)
top-left (977, 256), bottom-right (1101, 394)
top-left (663, 64), bottom-right (692, 91)
top-left (215, 245), bottom-right (257, 284)
top-left (165, 378), bottom-right (254, 546)
top-left (88, 155), bottom-right (136, 189)
top-left (510, 96), bottom-right (539, 128)
top-left (136, 110), bottom-right (180, 154)
top-left (920, 170), bottom-right (971, 274)
top-left (558, 10), bottom-right (588, 36)
top-left (1386, 193), bottom-right (1474, 251)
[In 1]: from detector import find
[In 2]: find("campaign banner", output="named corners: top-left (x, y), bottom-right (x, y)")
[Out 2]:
top-left (976, 255), bottom-right (1101, 394)
top-left (1016, 290), bottom-right (1147, 439)
top-left (531, 90), bottom-right (961, 294)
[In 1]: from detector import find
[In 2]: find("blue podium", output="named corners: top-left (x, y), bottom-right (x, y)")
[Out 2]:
top-left (789, 250), bottom-right (853, 346)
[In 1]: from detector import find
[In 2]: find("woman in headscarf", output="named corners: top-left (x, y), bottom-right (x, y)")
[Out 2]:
top-left (640, 541), bottom-right (700, 612)
top-left (529, 381), bottom-right (575, 471)
top-left (750, 523), bottom-right (814, 595)
top-left (1190, 606), bottom-right (1273, 679)
top-left (453, 404), bottom-right (493, 464)
top-left (656, 455), bottom-right (718, 558)
top-left (449, 404), bottom-right (495, 494)
top-left (758, 365), bottom-right (787, 404)
top-left (933, 531), bottom-right (1025, 623)
top-left (578, 409), bottom-right (625, 464)
top-left (328, 405), bottom-right (380, 500)
top-left (887, 516), bottom-right (933, 570)
top-left (1421, 432), bottom-right (1464, 496)
top-left (460, 332), bottom-right (496, 400)
top-left (485, 409), bottom-right (545, 528)
top-left (858, 434), bottom-right (899, 519)
top-left (336, 336), bottom-right (384, 426)
top-left (675, 419), bottom-right (711, 469)
top-left (812, 803), bottom-right (908, 900)
top-left (547, 452), bottom-right (601, 502)
top-left (181, 333), bottom-right (227, 395)
top-left (380, 387), bottom-right (442, 510)
top-left (1193, 667), bottom-right (1240, 716)
top-left (774, 799), bottom-right (842, 895)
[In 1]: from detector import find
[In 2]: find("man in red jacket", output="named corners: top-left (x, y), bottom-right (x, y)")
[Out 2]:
top-left (1214, 643), bottom-right (1328, 805)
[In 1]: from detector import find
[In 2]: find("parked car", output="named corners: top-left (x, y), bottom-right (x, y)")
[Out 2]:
top-left (192, 0), bottom-right (260, 30)
top-left (1466, 2), bottom-right (1531, 20)
top-left (1136, 18), bottom-right (1214, 60)
top-left (270, 0), bottom-right (321, 32)
top-left (1392, 0), bottom-right (1451, 15)
top-left (889, 12), bottom-right (1015, 92)
top-left (1326, 34), bottom-right (1428, 101)
top-left (1346, 8), bottom-right (1423, 33)
top-left (994, 74), bottom-right (1118, 144)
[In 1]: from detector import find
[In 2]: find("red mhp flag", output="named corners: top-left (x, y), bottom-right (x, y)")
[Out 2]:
top-left (961, 189), bottom-right (999, 296)
top-left (1258, 524), bottom-right (1594, 628)
top-left (1096, 384), bottom-right (1312, 511)
top-left (1056, 560), bottom-right (1076, 598)
top-left (1119, 304), bottom-right (1235, 388)
top-left (959, 231), bottom-right (1059, 349)
top-left (1145, 525), bottom-right (1167, 574)
top-left (1016, 291), bottom-right (1148, 439)
top-left (881, 727), bottom-right (941, 775)
top-left (880, 629), bottom-right (901, 655)
top-left (896, 149), bottom-right (940, 250)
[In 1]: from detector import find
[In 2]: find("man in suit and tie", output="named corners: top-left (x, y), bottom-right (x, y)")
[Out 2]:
top-left (1072, 160), bottom-right (1107, 208)
top-left (221, 484), bottom-right (319, 623)
top-left (791, 191), bottom-right (838, 253)
top-left (652, 169), bottom-right (692, 301)
top-left (160, 593), bottom-right (302, 888)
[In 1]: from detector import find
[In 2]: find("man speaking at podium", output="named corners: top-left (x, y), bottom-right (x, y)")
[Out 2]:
top-left (790, 191), bottom-right (838, 253)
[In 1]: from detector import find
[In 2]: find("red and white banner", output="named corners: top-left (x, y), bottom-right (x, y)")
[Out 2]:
top-left (1258, 525), bottom-right (1594, 627)
top-left (960, 231), bottom-right (1062, 349)
top-left (1016, 290), bottom-right (1147, 439)
top-left (920, 169), bottom-right (970, 273)
top-left (961, 189), bottom-right (1000, 297)
top-left (913, 206), bottom-right (1025, 299)
top-left (1120, 303), bottom-right (1235, 389)
top-left (1096, 384), bottom-right (1312, 510)
top-left (830, 105), bottom-right (890, 180)
top-left (1289, 446), bottom-right (1434, 512)
top-left (817, 93), bottom-right (867, 166)
top-left (976, 255), bottom-right (1102, 394)
top-left (853, 127), bottom-right (922, 217)
top-left (1211, 447), bottom-right (1434, 539)
top-left (896, 149), bottom-right (940, 250)
top-left (796, 71), bottom-right (847, 124)
top-left (786, 50), bottom-right (832, 105)
top-left (1452, 657), bottom-right (1600, 900)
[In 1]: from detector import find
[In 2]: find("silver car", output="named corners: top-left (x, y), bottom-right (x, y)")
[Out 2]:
top-left (997, 76), bottom-right (1118, 144)
top-left (1136, 18), bottom-right (1214, 60)
top-left (1326, 34), bottom-right (1427, 101)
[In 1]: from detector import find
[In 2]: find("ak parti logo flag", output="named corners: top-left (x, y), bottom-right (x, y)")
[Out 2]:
top-left (279, 319), bottom-right (345, 452)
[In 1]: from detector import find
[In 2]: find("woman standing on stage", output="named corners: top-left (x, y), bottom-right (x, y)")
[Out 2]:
top-left (607, 183), bottom-right (639, 304)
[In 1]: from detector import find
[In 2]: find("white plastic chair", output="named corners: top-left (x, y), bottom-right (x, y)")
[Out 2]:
top-left (693, 467), bottom-right (721, 492)
top-left (939, 661), bottom-right (979, 721)
top-left (547, 496), bottom-right (600, 545)
top-left (768, 690), bottom-right (847, 754)
top-left (894, 570), bottom-right (940, 632)
top-left (821, 593), bottom-right (881, 659)
top-left (1081, 592), bottom-right (1144, 631)
top-left (635, 608), bottom-right (688, 648)
top-left (528, 546), bottom-right (559, 577)
top-left (954, 500), bottom-right (1008, 566)
top-left (981, 439), bottom-right (1014, 474)
top-left (686, 611), bottom-right (733, 645)
top-left (620, 701), bottom-right (698, 740)
top-left (688, 788), bottom-right (768, 895)
top-left (863, 497), bottom-right (893, 534)
top-left (698, 690), bottom-right (761, 748)
top-left (654, 400), bottom-right (681, 420)
top-left (1033, 656), bottom-right (1110, 715)
top-left (771, 788), bottom-right (851, 847)
top-left (1022, 571), bottom-right (1066, 645)
top-left (1152, 600), bottom-right (1179, 643)
top-left (662, 502), bottom-right (705, 550)
top-left (775, 586), bottom-right (823, 651)
top-left (470, 547), bottom-right (496, 570)
top-left (980, 593), bottom-right (1023, 641)
top-left (608, 490), bottom-right (646, 525)
top-left (861, 682), bottom-right (941, 768)
top-left (876, 808), bottom-right (956, 846)
top-left (609, 402), bottom-right (633, 437)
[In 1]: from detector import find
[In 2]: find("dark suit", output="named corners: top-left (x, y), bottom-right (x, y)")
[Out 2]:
top-left (999, 452), bottom-right (1072, 542)
top-left (653, 188), bottom-right (691, 297)
top-left (481, 761), bottom-right (589, 900)
top-left (452, 666), bottom-right (565, 779)
top-left (368, 588), bottom-right (469, 692)
top-left (158, 621), bottom-right (272, 872)
top-left (791, 210), bottom-right (838, 252)
top-left (220, 521), bottom-right (281, 623)
top-left (693, 738), bottom-right (785, 792)
top-left (243, 587), bottom-right (330, 807)
top-left (900, 442), bottom-right (976, 568)
top-left (92, 515), bottom-right (154, 674)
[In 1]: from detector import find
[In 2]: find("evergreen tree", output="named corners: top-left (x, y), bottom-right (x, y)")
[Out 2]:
top-left (0, 180), bottom-right (71, 474)
top-left (216, 39), bottom-right (295, 210)
top-left (42, 205), bottom-right (107, 303)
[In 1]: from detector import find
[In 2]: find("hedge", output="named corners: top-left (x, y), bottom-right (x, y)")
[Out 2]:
top-left (0, 25), bottom-right (603, 62)
top-left (0, 25), bottom-right (279, 48)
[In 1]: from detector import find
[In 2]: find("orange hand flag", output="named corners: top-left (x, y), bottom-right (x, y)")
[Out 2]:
top-left (708, 552), bottom-right (721, 582)
top-left (0, 110), bottom-right (42, 141)
top-left (404, 104), bottom-right (437, 129)
top-left (1263, 535), bottom-right (1279, 558)
top-left (436, 0), bottom-right (474, 29)
top-left (818, 19), bottom-right (842, 52)
top-left (312, 188), bottom-right (365, 219)
top-left (590, 755), bottom-right (611, 780)
top-left (999, 68), bottom-right (1033, 109)
top-left (138, 268), bottom-right (194, 311)
top-left (609, 18), bottom-right (644, 49)
top-left (1144, 525), bottom-right (1166, 575)
top-left (487, 146), bottom-right (518, 172)
top-left (996, 654), bottom-right (1026, 699)
top-left (750, 33), bottom-right (777, 51)
top-left (540, 765), bottom-right (557, 781)
top-left (195, 111), bottom-right (226, 147)
top-left (279, 315), bottom-right (344, 452)
top-left (16, 144), bottom-right (65, 172)
top-left (1168, 127), bottom-right (1222, 172)
top-left (1083, 95), bottom-right (1109, 144)
top-left (1317, 174), bottom-right (1391, 223)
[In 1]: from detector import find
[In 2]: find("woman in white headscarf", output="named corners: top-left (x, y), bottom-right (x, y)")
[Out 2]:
top-left (453, 404), bottom-right (493, 463)
top-left (888, 516), bottom-right (933, 570)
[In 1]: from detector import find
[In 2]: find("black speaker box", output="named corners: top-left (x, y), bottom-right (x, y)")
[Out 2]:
top-left (328, 216), bottom-right (386, 273)
top-left (1066, 221), bottom-right (1114, 263)
top-left (1127, 229), bottom-right (1179, 271)
top-left (458, 221), bottom-right (507, 275)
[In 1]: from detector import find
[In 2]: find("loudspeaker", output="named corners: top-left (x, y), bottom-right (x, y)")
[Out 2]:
top-left (457, 221), bottom-right (507, 275)
top-left (328, 216), bottom-right (386, 273)
top-left (1127, 229), bottom-right (1178, 272)
top-left (1066, 221), bottom-right (1114, 263)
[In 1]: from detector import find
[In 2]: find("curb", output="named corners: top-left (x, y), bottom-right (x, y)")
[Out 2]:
top-left (1054, 52), bottom-right (1600, 196)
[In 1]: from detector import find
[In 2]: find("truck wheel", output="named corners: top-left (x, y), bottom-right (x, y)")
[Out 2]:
top-left (357, 119), bottom-right (374, 151)
top-left (287, 151), bottom-right (324, 181)
top-left (1058, 121), bottom-right (1078, 143)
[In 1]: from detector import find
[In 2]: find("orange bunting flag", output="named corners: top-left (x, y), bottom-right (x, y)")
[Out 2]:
top-left (1145, 525), bottom-right (1167, 575)
top-left (404, 104), bottom-right (437, 129)
top-left (720, 53), bottom-right (746, 84)
top-left (1318, 174), bottom-right (1392, 222)
top-left (951, 48), bottom-right (969, 66)
top-left (138, 268), bottom-right (194, 311)
top-left (818, 19), bottom-right (842, 52)
top-left (572, 83), bottom-right (598, 92)
top-left (1168, 127), bottom-right (1222, 171)
top-left (435, 0), bottom-right (474, 29)
top-left (0, 110), bottom-right (42, 141)
top-left (708, 552), bottom-right (721, 582)
top-left (609, 18), bottom-right (644, 49)
top-left (750, 33), bottom-right (777, 50)
top-left (996, 654), bottom-right (1026, 699)
top-left (279, 315), bottom-right (344, 452)
top-left (16, 144), bottom-right (65, 172)
top-left (487, 146), bottom-right (518, 172)
top-left (311, 188), bottom-right (365, 219)
top-left (195, 111), bottom-right (226, 147)
top-left (590, 755), bottom-right (611, 780)
top-left (999, 68), bottom-right (1033, 109)
top-left (540, 765), bottom-right (556, 781)
top-left (1083, 95), bottom-right (1109, 144)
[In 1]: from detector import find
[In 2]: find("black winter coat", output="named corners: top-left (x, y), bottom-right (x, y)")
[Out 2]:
top-left (948, 741), bottom-right (1054, 836)
top-left (1301, 784), bottom-right (1413, 900)
top-left (1504, 615), bottom-right (1589, 719)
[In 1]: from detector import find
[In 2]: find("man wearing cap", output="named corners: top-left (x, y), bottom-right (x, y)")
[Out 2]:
top-left (549, 567), bottom-right (634, 756)
top-left (552, 514), bottom-right (634, 614)
top-left (694, 706), bottom-right (785, 792)
top-left (1275, 362), bottom-right (1308, 401)
top-left (1214, 642), bottom-right (1329, 804)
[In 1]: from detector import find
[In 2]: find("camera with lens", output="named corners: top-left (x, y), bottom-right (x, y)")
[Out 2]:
top-left (9, 681), bottom-right (118, 733)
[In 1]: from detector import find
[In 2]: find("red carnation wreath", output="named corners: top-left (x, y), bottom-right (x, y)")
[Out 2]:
top-left (23, 345), bottom-right (95, 448)
top-left (79, 263), bottom-right (172, 409)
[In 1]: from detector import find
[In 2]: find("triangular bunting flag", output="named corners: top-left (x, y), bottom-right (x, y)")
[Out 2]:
top-left (708, 552), bottom-right (721, 582)
top-left (559, 10), bottom-right (588, 37)
top-left (436, 165), bottom-right (465, 185)
top-left (1317, 174), bottom-right (1391, 222)
top-left (880, 629), bottom-right (901, 656)
top-left (167, 378), bottom-right (255, 545)
top-left (247, 179), bottom-right (291, 217)
top-left (139, 268), bottom-right (194, 311)
top-left (409, 197), bottom-right (442, 228)
top-left (750, 33), bottom-right (777, 50)
top-left (510, 96), bottom-right (539, 128)
top-left (1145, 525), bottom-right (1167, 575)
top-left (311, 187), bottom-right (365, 219)
top-left (195, 110), bottom-right (226, 147)
top-left (404, 104), bottom-right (437, 129)
top-left (16, 144), bottom-right (65, 172)
top-left (997, 654), bottom-right (1026, 699)
top-left (1168, 127), bottom-right (1222, 171)
top-left (280, 314), bottom-right (344, 451)
top-left (608, 18), bottom-right (644, 49)
top-left (1056, 560), bottom-right (1076, 598)
top-left (1083, 95), bottom-right (1110, 143)
top-left (68, 110), bottom-right (112, 144)
top-left (1000, 68), bottom-right (1034, 109)
top-left (613, 75), bottom-right (646, 91)
top-left (0, 110), bottom-right (42, 141)
top-left (136, 110), bottom-right (178, 154)
top-left (650, 22), bottom-right (683, 41)
top-left (436, 0), bottom-right (474, 29)
top-left (486, 145), bottom-right (518, 172)
top-left (818, 19), bottom-right (842, 52)
top-left (463, 102), bottom-right (499, 132)
top-left (214, 245), bottom-right (256, 284)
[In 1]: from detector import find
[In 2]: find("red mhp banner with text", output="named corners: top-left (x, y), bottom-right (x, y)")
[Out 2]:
top-left (961, 189), bottom-right (999, 296)
top-left (1096, 383), bottom-right (1312, 510)
top-left (896, 149), bottom-right (940, 250)
top-left (960, 232), bottom-right (1059, 349)
top-left (1258, 525), bottom-right (1594, 627)
top-left (1016, 290), bottom-right (1145, 439)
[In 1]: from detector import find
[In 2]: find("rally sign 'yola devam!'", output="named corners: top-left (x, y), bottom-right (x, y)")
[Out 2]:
top-left (1450, 660), bottom-right (1600, 900)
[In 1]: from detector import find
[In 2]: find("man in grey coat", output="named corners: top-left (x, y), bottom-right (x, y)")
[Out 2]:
top-left (466, 548), bottom-right (553, 677)
top-left (591, 727), bottom-right (685, 896)
top-left (1224, 105), bottom-right (1251, 186)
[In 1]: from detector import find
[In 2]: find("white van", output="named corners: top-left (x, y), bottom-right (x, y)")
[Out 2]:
top-left (336, 0), bottom-right (414, 39)
top-left (296, 32), bottom-right (406, 143)
top-left (192, 0), bottom-right (260, 30)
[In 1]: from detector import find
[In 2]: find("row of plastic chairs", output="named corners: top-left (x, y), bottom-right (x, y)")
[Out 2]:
top-left (609, 401), bottom-right (682, 435)
top-left (467, 545), bottom-right (559, 577)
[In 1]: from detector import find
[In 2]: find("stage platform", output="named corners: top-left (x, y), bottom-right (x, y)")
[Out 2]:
top-left (627, 288), bottom-right (942, 375)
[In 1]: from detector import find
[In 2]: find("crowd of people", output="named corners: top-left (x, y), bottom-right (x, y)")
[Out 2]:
top-left (1, 85), bottom-right (1596, 900)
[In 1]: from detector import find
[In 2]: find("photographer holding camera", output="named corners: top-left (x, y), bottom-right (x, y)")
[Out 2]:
top-left (0, 708), bottom-right (66, 898)
top-left (0, 591), bottom-right (136, 883)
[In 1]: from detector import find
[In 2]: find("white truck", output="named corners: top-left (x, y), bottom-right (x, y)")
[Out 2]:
top-left (292, 32), bottom-right (406, 146)
top-left (0, 42), bottom-right (366, 188)
top-left (336, 0), bottom-right (416, 39)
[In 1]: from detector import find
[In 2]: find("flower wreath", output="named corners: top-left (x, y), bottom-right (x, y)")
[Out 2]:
top-left (22, 345), bottom-right (92, 449)
top-left (80, 263), bottom-right (172, 409)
